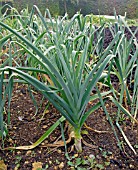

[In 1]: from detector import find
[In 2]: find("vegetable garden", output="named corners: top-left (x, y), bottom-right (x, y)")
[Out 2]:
top-left (0, 5), bottom-right (138, 170)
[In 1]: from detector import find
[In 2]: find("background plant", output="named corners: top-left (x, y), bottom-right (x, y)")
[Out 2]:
top-left (1, 0), bottom-right (136, 18)
top-left (100, 15), bottom-right (138, 154)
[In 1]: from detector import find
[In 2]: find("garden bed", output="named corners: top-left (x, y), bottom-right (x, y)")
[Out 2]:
top-left (0, 26), bottom-right (138, 169)
top-left (0, 83), bottom-right (138, 170)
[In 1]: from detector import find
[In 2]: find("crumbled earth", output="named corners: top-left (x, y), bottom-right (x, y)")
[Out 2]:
top-left (103, 26), bottom-right (138, 49)
top-left (0, 84), bottom-right (137, 170)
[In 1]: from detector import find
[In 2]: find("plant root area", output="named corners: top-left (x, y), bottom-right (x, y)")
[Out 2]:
top-left (0, 84), bottom-right (137, 170)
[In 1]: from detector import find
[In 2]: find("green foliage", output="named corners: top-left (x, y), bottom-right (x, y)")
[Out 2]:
top-left (67, 154), bottom-right (110, 169)
top-left (0, 6), bottom-right (120, 152)
top-left (0, 6), bottom-right (137, 156)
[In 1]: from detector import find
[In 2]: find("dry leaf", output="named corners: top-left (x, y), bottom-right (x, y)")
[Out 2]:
top-left (59, 162), bottom-right (64, 169)
top-left (0, 160), bottom-right (7, 170)
top-left (32, 162), bottom-right (42, 170)
top-left (26, 150), bottom-right (32, 156)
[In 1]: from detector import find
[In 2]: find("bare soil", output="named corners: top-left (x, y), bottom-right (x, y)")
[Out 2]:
top-left (0, 84), bottom-right (137, 170)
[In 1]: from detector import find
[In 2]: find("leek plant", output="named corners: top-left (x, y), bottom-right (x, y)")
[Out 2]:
top-left (0, 6), bottom-right (122, 152)
top-left (100, 16), bottom-right (138, 154)
top-left (108, 16), bottom-right (138, 118)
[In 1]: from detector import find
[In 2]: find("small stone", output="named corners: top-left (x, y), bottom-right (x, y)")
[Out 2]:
top-left (26, 151), bottom-right (32, 155)
top-left (122, 164), bottom-right (125, 168)
top-left (54, 166), bottom-right (58, 170)
top-left (59, 162), bottom-right (64, 169)
top-left (74, 154), bottom-right (78, 158)
top-left (49, 160), bottom-right (52, 164)
top-left (89, 154), bottom-right (95, 159)
top-left (24, 161), bottom-right (29, 164)
top-left (42, 125), bottom-right (47, 129)
top-left (29, 108), bottom-right (33, 113)
top-left (57, 149), bottom-right (62, 154)
top-left (129, 164), bottom-right (134, 169)
top-left (45, 140), bottom-right (48, 144)
top-left (38, 150), bottom-right (41, 154)
top-left (9, 138), bottom-right (13, 143)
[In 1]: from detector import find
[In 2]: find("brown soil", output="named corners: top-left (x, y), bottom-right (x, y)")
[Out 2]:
top-left (0, 84), bottom-right (137, 170)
